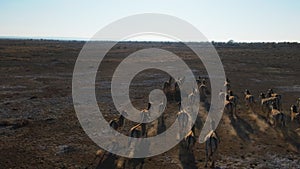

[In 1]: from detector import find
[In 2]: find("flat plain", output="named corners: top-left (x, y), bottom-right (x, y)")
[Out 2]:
top-left (1, 40), bottom-right (300, 168)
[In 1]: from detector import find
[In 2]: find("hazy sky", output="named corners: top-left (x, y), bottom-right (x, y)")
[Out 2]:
top-left (0, 0), bottom-right (299, 42)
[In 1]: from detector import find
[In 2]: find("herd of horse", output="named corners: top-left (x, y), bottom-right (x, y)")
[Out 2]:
top-left (162, 76), bottom-right (300, 168)
top-left (98, 76), bottom-right (300, 168)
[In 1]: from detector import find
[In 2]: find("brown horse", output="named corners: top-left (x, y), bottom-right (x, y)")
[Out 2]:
top-left (109, 111), bottom-right (128, 130)
top-left (199, 80), bottom-right (210, 103)
top-left (297, 98), bottom-right (300, 112)
top-left (244, 89), bottom-right (255, 108)
top-left (224, 95), bottom-right (236, 119)
top-left (270, 103), bottom-right (286, 128)
top-left (183, 125), bottom-right (196, 152)
top-left (204, 130), bottom-right (220, 168)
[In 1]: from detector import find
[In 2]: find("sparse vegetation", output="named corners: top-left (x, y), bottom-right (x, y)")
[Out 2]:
top-left (1, 39), bottom-right (300, 168)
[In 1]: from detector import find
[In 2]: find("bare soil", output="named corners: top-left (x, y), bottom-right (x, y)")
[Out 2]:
top-left (1, 40), bottom-right (300, 169)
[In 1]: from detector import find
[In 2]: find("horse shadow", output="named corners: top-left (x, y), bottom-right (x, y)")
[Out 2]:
top-left (157, 115), bottom-right (167, 134)
top-left (204, 102), bottom-right (211, 112)
top-left (126, 139), bottom-right (150, 169)
top-left (229, 115), bottom-right (254, 141)
top-left (126, 158), bottom-right (145, 169)
top-left (195, 113), bottom-right (203, 132)
top-left (252, 108), bottom-right (269, 122)
top-left (280, 127), bottom-right (300, 152)
top-left (179, 142), bottom-right (198, 169)
top-left (96, 153), bottom-right (118, 169)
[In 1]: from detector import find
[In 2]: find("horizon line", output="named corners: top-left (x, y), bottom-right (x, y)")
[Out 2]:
top-left (0, 35), bottom-right (299, 43)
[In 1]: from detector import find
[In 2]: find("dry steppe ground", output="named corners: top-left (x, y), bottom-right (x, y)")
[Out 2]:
top-left (1, 40), bottom-right (300, 168)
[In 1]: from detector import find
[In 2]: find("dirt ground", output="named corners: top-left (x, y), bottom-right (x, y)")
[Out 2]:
top-left (1, 39), bottom-right (300, 169)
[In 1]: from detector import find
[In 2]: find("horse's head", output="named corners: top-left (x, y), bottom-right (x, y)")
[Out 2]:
top-left (245, 89), bottom-right (250, 95)
top-left (225, 95), bottom-right (230, 101)
top-left (259, 93), bottom-right (265, 99)
top-left (267, 89), bottom-right (274, 97)
top-left (121, 110), bottom-right (128, 117)
top-left (291, 105), bottom-right (297, 112)
top-left (147, 102), bottom-right (151, 110)
top-left (228, 90), bottom-right (233, 96)
top-left (271, 101), bottom-right (278, 109)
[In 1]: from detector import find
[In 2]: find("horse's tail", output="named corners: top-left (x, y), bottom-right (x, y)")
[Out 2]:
top-left (209, 136), bottom-right (213, 156)
top-left (282, 113), bottom-right (286, 127)
top-left (250, 96), bottom-right (255, 104)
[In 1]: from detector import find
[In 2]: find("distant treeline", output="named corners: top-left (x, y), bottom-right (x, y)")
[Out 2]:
top-left (211, 41), bottom-right (299, 48)
top-left (0, 38), bottom-right (299, 49)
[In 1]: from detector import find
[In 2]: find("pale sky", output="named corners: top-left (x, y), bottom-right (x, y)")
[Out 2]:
top-left (0, 0), bottom-right (299, 42)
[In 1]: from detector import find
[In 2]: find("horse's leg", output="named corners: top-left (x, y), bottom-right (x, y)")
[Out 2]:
top-left (210, 139), bottom-right (213, 162)
top-left (128, 137), bottom-right (132, 147)
top-left (261, 104), bottom-right (266, 114)
top-left (186, 139), bottom-right (189, 150)
top-left (234, 104), bottom-right (237, 118)
top-left (178, 123), bottom-right (182, 139)
top-left (205, 143), bottom-right (209, 168)
top-left (281, 115), bottom-right (285, 128)
top-left (143, 124), bottom-right (147, 137)
top-left (210, 140), bottom-right (218, 168)
top-left (128, 130), bottom-right (134, 147)
top-left (183, 120), bottom-right (187, 132)
top-left (273, 117), bottom-right (277, 127)
top-left (211, 160), bottom-right (215, 169)
top-left (187, 139), bottom-right (191, 151)
top-left (121, 119), bottom-right (125, 131)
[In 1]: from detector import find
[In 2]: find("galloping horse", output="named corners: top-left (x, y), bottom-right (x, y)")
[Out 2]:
top-left (204, 121), bottom-right (220, 169)
top-left (177, 110), bottom-right (189, 137)
top-left (184, 127), bottom-right (196, 152)
top-left (224, 95), bottom-right (236, 119)
top-left (109, 111), bottom-right (128, 131)
top-left (244, 89), bottom-right (255, 108)
top-left (270, 102), bottom-right (286, 128)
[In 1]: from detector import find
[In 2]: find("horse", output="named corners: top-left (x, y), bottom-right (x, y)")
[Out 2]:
top-left (290, 105), bottom-right (300, 124)
top-left (259, 93), bottom-right (279, 114)
top-left (174, 81), bottom-right (181, 102)
top-left (297, 98), bottom-right (300, 112)
top-left (266, 89), bottom-right (282, 109)
top-left (177, 110), bottom-right (189, 137)
top-left (224, 95), bottom-right (236, 119)
top-left (290, 105), bottom-right (299, 121)
top-left (109, 111), bottom-right (128, 131)
top-left (129, 123), bottom-right (147, 138)
top-left (204, 130), bottom-right (220, 168)
top-left (163, 76), bottom-right (174, 100)
top-left (270, 102), bottom-right (286, 128)
top-left (224, 78), bottom-right (231, 90)
top-left (184, 127), bottom-right (196, 152)
top-left (244, 89), bottom-right (255, 108)
top-left (228, 90), bottom-right (238, 108)
top-left (188, 87), bottom-right (198, 106)
top-left (199, 80), bottom-right (210, 103)
top-left (140, 103), bottom-right (151, 123)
